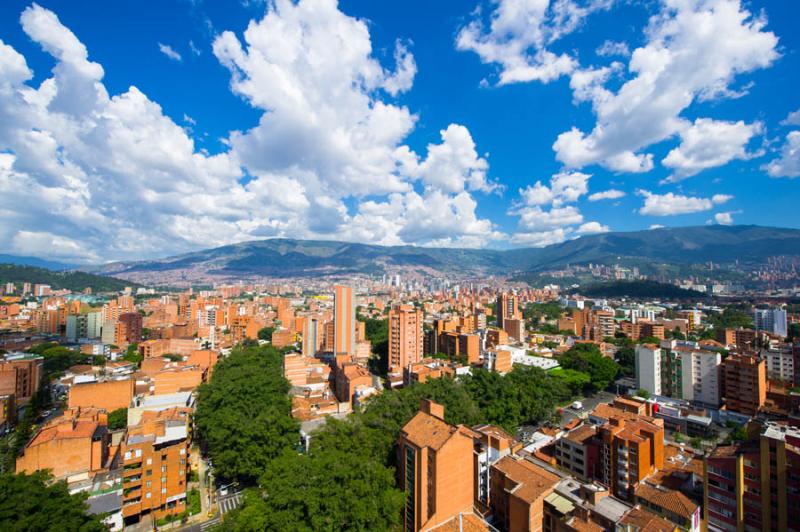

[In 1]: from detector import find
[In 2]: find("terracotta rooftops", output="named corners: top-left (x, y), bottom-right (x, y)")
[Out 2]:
top-left (493, 455), bottom-right (559, 504)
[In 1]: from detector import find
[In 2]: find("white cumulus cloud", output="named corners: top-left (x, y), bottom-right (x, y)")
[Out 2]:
top-left (158, 43), bottom-right (182, 61)
top-left (553, 0), bottom-right (779, 174)
top-left (638, 190), bottom-right (732, 216)
top-left (763, 131), bottom-right (800, 178)
top-left (588, 188), bottom-right (625, 201)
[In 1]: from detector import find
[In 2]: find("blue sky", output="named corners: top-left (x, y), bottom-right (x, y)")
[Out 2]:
top-left (0, 0), bottom-right (798, 262)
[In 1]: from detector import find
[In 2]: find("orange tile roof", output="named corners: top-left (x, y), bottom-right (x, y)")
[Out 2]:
top-left (493, 455), bottom-right (559, 504)
top-left (620, 506), bottom-right (677, 532)
top-left (566, 424), bottom-right (597, 444)
top-left (401, 411), bottom-right (460, 451)
top-left (28, 420), bottom-right (100, 446)
top-left (428, 512), bottom-right (490, 531)
top-left (635, 483), bottom-right (698, 519)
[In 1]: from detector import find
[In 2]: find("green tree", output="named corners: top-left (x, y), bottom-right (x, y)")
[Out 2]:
top-left (0, 471), bottom-right (106, 531)
top-left (636, 388), bottom-right (651, 399)
top-left (558, 344), bottom-right (620, 392)
top-left (107, 408), bottom-right (127, 430)
top-left (195, 345), bottom-right (298, 485)
top-left (257, 326), bottom-right (275, 342)
top-left (550, 368), bottom-right (592, 396)
top-left (615, 346), bottom-right (635, 377)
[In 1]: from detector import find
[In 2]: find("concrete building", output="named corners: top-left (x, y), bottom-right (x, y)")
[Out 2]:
top-left (754, 308), bottom-right (788, 338)
top-left (301, 317), bottom-right (318, 357)
top-left (388, 304), bottom-right (423, 374)
top-left (66, 314), bottom-right (89, 342)
top-left (762, 345), bottom-right (795, 383)
top-left (397, 400), bottom-right (475, 531)
top-left (334, 285), bottom-right (355, 356)
top-left (495, 293), bottom-right (520, 331)
top-left (635, 344), bottom-right (663, 396)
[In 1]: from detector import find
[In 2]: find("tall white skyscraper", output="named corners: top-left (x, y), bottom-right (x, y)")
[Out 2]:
top-left (754, 308), bottom-right (788, 337)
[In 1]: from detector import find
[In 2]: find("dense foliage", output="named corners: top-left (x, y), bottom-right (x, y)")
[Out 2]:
top-left (257, 326), bottom-right (275, 341)
top-left (107, 408), bottom-right (127, 431)
top-left (573, 280), bottom-right (705, 299)
top-left (0, 263), bottom-right (134, 293)
top-left (0, 471), bottom-right (106, 531)
top-left (706, 307), bottom-right (753, 330)
top-left (221, 363), bottom-right (576, 530)
top-left (523, 301), bottom-right (563, 322)
top-left (360, 317), bottom-right (388, 376)
top-left (195, 345), bottom-right (298, 485)
top-left (558, 343), bottom-right (620, 392)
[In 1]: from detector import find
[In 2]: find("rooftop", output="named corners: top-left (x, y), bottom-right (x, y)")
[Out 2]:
top-left (493, 455), bottom-right (559, 504)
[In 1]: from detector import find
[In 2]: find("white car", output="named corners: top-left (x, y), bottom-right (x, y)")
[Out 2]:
top-left (571, 401), bottom-right (583, 410)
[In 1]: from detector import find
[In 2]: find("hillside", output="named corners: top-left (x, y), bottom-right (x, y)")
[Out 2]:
top-left (0, 264), bottom-right (135, 293)
top-left (85, 225), bottom-right (800, 283)
top-left (570, 280), bottom-right (706, 299)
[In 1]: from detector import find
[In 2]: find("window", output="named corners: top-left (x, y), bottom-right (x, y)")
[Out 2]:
top-left (146, 493), bottom-right (152, 499)
top-left (135, 449), bottom-right (142, 458)
top-left (146, 458), bottom-right (152, 465)
top-left (124, 451), bottom-right (132, 460)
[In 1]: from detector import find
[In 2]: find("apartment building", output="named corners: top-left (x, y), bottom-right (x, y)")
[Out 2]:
top-left (68, 378), bottom-right (135, 412)
top-left (762, 345), bottom-right (795, 383)
top-left (388, 304), bottom-right (423, 374)
top-left (121, 408), bottom-right (191, 525)
top-left (495, 293), bottom-right (520, 330)
top-left (555, 424), bottom-right (597, 481)
top-left (655, 342), bottom-right (721, 408)
top-left (635, 344), bottom-right (663, 396)
top-left (704, 423), bottom-right (800, 532)
top-left (489, 455), bottom-right (560, 532)
top-left (754, 308), bottom-right (788, 338)
top-left (396, 400), bottom-right (475, 531)
top-left (16, 407), bottom-right (111, 480)
top-left (333, 285), bottom-right (355, 356)
top-left (0, 352), bottom-right (44, 406)
top-left (721, 354), bottom-right (766, 416)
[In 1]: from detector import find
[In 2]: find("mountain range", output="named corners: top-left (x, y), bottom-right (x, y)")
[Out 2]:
top-left (67, 225), bottom-right (800, 284)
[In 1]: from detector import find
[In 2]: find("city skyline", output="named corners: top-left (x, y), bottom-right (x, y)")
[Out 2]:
top-left (0, 0), bottom-right (799, 264)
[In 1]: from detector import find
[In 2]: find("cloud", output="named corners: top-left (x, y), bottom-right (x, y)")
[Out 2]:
top-left (638, 190), bottom-right (732, 216)
top-left (189, 40), bottom-right (201, 56)
top-left (595, 39), bottom-right (629, 57)
top-left (456, 0), bottom-right (613, 85)
top-left (762, 131), bottom-right (800, 178)
top-left (588, 188), bottom-right (625, 201)
top-left (649, 224), bottom-right (664, 229)
top-left (398, 124), bottom-right (494, 193)
top-left (576, 221), bottom-right (610, 234)
top-left (553, 0), bottom-right (779, 173)
top-left (158, 43), bottom-right (182, 61)
top-left (781, 108), bottom-right (800, 127)
top-left (518, 171), bottom-right (590, 207)
top-left (661, 118), bottom-right (763, 181)
top-left (0, 1), bottom-right (499, 262)
top-left (714, 211), bottom-right (735, 225)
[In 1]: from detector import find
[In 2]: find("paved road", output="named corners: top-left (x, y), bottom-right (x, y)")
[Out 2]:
top-left (559, 391), bottom-right (616, 426)
top-left (219, 492), bottom-right (242, 515)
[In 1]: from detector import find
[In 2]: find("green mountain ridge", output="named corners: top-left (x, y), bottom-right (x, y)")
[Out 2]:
top-left (0, 264), bottom-right (136, 293)
top-left (84, 225), bottom-right (800, 280)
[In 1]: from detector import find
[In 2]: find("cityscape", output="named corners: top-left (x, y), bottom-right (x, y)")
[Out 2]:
top-left (1, 1), bottom-right (800, 532)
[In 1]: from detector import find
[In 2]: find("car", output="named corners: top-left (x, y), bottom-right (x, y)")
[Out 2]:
top-left (571, 401), bottom-right (583, 410)
top-left (220, 487), bottom-right (229, 496)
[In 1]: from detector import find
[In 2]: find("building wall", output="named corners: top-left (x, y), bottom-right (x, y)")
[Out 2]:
top-left (69, 379), bottom-right (134, 411)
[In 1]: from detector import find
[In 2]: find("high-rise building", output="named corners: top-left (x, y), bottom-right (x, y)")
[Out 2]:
top-left (65, 314), bottom-right (89, 342)
top-left (754, 308), bottom-right (788, 337)
top-left (704, 423), bottom-right (800, 531)
top-left (302, 317), bottom-right (319, 357)
top-left (334, 285), bottom-right (355, 356)
top-left (495, 293), bottom-right (519, 330)
top-left (116, 312), bottom-right (143, 346)
top-left (721, 354), bottom-right (766, 416)
top-left (397, 400), bottom-right (475, 532)
top-left (388, 304), bottom-right (423, 373)
top-left (657, 341), bottom-right (721, 407)
top-left (635, 344), bottom-right (663, 396)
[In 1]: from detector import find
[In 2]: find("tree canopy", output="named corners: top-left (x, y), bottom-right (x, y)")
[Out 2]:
top-left (558, 343), bottom-right (620, 392)
top-left (0, 471), bottom-right (106, 531)
top-left (194, 345), bottom-right (299, 485)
